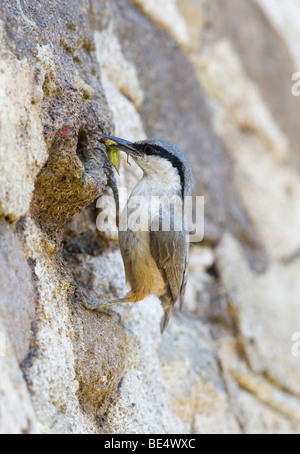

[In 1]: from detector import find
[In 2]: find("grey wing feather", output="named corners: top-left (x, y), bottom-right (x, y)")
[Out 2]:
top-left (150, 224), bottom-right (189, 307)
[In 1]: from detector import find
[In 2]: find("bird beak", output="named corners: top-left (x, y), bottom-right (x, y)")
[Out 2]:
top-left (100, 134), bottom-right (139, 155)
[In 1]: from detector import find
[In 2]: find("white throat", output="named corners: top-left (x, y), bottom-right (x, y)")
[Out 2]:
top-left (132, 155), bottom-right (182, 197)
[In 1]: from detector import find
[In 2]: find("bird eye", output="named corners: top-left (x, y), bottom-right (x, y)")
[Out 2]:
top-left (144, 145), bottom-right (154, 155)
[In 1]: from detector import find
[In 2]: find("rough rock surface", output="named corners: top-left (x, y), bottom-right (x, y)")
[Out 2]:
top-left (0, 0), bottom-right (300, 434)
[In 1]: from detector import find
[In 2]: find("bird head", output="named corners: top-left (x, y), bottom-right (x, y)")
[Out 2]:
top-left (100, 134), bottom-right (193, 197)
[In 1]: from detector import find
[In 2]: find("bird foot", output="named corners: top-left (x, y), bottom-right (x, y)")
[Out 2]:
top-left (74, 286), bottom-right (122, 323)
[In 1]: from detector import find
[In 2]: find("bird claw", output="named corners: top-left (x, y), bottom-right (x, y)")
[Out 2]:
top-left (74, 286), bottom-right (122, 323)
top-left (93, 306), bottom-right (122, 323)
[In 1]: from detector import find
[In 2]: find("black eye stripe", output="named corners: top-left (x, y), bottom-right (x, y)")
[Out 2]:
top-left (142, 145), bottom-right (185, 197)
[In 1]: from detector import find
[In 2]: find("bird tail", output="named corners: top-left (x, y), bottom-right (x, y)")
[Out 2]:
top-left (159, 293), bottom-right (173, 334)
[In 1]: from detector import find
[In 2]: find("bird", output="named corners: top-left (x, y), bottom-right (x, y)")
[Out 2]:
top-left (80, 134), bottom-right (193, 333)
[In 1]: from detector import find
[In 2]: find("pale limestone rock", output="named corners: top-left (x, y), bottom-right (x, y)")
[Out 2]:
top-left (16, 0), bottom-right (38, 31)
top-left (197, 40), bottom-right (300, 261)
top-left (195, 40), bottom-right (289, 163)
top-left (130, 0), bottom-right (192, 50)
top-left (0, 48), bottom-right (47, 221)
top-left (23, 218), bottom-right (97, 434)
top-left (237, 390), bottom-right (300, 435)
top-left (176, 0), bottom-right (205, 51)
top-left (184, 246), bottom-right (215, 313)
top-left (216, 235), bottom-right (300, 397)
top-left (0, 222), bottom-right (35, 363)
top-left (95, 28), bottom-right (144, 109)
top-left (216, 115), bottom-right (300, 261)
top-left (0, 343), bottom-right (36, 434)
top-left (254, 0), bottom-right (300, 69)
top-left (159, 322), bottom-right (241, 434)
top-left (0, 296), bottom-right (35, 434)
top-left (102, 299), bottom-right (190, 434)
top-left (74, 71), bottom-right (95, 100)
top-left (217, 336), bottom-right (300, 434)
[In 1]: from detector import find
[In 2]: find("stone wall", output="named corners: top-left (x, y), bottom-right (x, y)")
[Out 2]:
top-left (0, 0), bottom-right (300, 434)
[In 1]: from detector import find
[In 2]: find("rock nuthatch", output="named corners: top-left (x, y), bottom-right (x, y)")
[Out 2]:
top-left (81, 135), bottom-right (193, 333)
